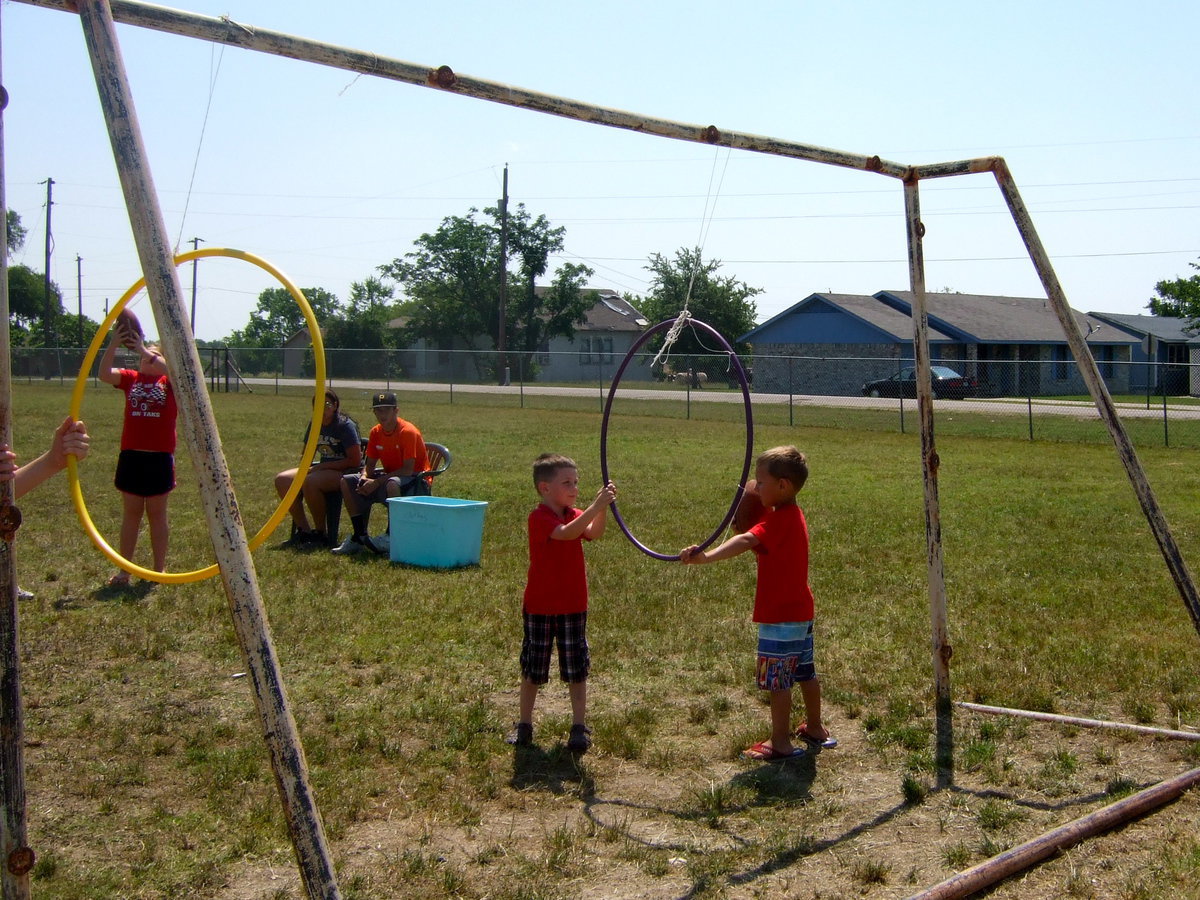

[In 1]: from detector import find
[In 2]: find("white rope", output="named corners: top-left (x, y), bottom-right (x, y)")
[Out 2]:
top-left (649, 309), bottom-right (692, 369)
top-left (653, 148), bottom-right (732, 371)
top-left (173, 41), bottom-right (225, 253)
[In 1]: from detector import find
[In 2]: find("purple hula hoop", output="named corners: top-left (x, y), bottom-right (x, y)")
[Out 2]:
top-left (600, 317), bottom-right (755, 561)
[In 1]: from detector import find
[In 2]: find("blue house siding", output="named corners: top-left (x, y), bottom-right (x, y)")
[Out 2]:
top-left (740, 291), bottom-right (1142, 398)
top-left (741, 293), bottom-right (972, 395)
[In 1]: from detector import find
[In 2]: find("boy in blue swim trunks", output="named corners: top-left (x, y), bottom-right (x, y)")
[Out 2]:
top-left (681, 445), bottom-right (834, 761)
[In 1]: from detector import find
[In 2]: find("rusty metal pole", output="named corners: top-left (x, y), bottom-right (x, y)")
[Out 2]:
top-left (0, 3), bottom-right (34, 894)
top-left (957, 702), bottom-right (1200, 742)
top-left (903, 174), bottom-right (953, 786)
top-left (13, 0), bottom-right (912, 178)
top-left (991, 161), bottom-right (1200, 640)
top-left (906, 766), bottom-right (1200, 900)
top-left (72, 3), bottom-right (339, 897)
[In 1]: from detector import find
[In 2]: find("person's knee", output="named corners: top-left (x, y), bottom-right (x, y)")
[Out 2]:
top-left (274, 469), bottom-right (296, 496)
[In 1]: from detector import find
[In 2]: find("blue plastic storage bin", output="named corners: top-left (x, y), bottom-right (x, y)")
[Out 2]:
top-left (387, 496), bottom-right (488, 568)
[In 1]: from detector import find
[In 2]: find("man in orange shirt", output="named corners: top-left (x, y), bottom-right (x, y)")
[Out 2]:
top-left (332, 391), bottom-right (430, 555)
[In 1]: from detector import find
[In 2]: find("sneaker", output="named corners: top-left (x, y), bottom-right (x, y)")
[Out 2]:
top-left (567, 724), bottom-right (592, 753)
top-left (16, 587), bottom-right (33, 600)
top-left (331, 535), bottom-right (366, 555)
top-left (371, 533), bottom-right (390, 555)
top-left (304, 530), bottom-right (330, 548)
top-left (280, 530), bottom-right (315, 549)
top-left (506, 722), bottom-right (533, 746)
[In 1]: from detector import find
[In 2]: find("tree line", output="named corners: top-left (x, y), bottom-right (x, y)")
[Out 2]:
top-left (9, 202), bottom-right (1199, 367)
top-left (218, 203), bottom-right (763, 378)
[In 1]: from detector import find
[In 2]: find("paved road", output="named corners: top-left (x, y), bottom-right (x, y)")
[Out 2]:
top-left (241, 377), bottom-right (1200, 421)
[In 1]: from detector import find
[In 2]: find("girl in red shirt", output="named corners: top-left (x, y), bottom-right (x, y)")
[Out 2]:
top-left (99, 321), bottom-right (178, 587)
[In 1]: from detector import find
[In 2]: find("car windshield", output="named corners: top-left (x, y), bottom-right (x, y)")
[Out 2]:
top-left (930, 366), bottom-right (962, 378)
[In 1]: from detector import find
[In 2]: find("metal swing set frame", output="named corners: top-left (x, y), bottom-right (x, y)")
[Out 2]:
top-left (1, 2), bottom-right (1198, 898)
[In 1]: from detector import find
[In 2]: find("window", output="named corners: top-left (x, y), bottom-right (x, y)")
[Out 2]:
top-left (578, 336), bottom-right (613, 364)
top-left (1100, 346), bottom-right (1115, 379)
top-left (1053, 345), bottom-right (1069, 380)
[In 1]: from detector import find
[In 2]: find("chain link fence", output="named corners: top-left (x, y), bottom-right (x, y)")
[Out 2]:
top-left (16, 346), bottom-right (1200, 449)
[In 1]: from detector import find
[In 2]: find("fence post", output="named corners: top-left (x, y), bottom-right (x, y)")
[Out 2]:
top-left (788, 356), bottom-right (794, 427)
top-left (1163, 388), bottom-right (1169, 448)
top-left (519, 355), bottom-right (524, 409)
top-left (1027, 396), bottom-right (1034, 441)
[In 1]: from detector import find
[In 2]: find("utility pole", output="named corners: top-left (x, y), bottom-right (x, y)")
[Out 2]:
top-left (497, 164), bottom-right (508, 385)
top-left (76, 254), bottom-right (83, 348)
top-left (189, 236), bottom-right (204, 334)
top-left (40, 177), bottom-right (54, 348)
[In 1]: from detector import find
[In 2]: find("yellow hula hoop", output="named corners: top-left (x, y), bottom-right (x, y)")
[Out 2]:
top-left (67, 247), bottom-right (327, 584)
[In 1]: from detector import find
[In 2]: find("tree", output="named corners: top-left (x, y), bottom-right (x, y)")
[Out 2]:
top-left (1147, 258), bottom-right (1200, 324)
top-left (8, 264), bottom-right (63, 338)
top-left (636, 247), bottom-right (761, 357)
top-left (6, 210), bottom-right (26, 253)
top-left (505, 207), bottom-right (594, 360)
top-left (220, 285), bottom-right (340, 375)
top-left (324, 277), bottom-right (400, 350)
top-left (222, 285), bottom-right (341, 347)
top-left (379, 204), bottom-right (594, 375)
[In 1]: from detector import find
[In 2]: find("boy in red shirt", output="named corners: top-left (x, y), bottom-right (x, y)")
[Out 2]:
top-left (508, 453), bottom-right (616, 752)
top-left (681, 445), bottom-right (834, 761)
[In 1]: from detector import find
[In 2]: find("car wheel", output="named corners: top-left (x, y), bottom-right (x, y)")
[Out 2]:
top-left (868, 388), bottom-right (881, 398)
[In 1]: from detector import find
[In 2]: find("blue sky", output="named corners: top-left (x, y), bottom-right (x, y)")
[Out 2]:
top-left (4, 0), bottom-right (1198, 340)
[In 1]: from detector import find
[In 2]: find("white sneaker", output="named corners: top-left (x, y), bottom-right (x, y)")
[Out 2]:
top-left (331, 535), bottom-right (365, 555)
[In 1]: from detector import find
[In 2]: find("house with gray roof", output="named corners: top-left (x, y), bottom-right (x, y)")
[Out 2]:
top-left (1085, 312), bottom-right (1196, 395)
top-left (281, 287), bottom-right (650, 383)
top-left (534, 287), bottom-right (651, 382)
top-left (739, 291), bottom-right (1136, 397)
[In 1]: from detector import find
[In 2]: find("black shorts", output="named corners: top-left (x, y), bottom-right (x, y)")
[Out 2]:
top-left (114, 449), bottom-right (176, 497)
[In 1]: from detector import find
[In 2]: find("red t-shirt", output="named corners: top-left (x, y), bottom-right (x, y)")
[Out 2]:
top-left (366, 418), bottom-right (428, 483)
top-left (748, 502), bottom-right (815, 623)
top-left (116, 369), bottom-right (177, 453)
top-left (523, 503), bottom-right (590, 615)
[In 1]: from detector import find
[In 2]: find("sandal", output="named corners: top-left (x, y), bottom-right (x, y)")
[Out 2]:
top-left (566, 724), bottom-right (592, 752)
top-left (795, 722), bottom-right (838, 749)
top-left (506, 722), bottom-right (533, 747)
top-left (742, 740), bottom-right (804, 762)
top-left (106, 573), bottom-right (132, 588)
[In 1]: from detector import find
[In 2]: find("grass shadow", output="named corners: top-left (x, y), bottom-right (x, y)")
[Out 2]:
top-left (93, 579), bottom-right (156, 604)
top-left (728, 754), bottom-right (818, 804)
top-left (510, 743), bottom-right (593, 796)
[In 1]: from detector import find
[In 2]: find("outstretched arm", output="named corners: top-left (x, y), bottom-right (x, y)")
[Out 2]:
top-left (0, 418), bottom-right (91, 499)
top-left (680, 531), bottom-right (759, 564)
top-left (553, 482), bottom-right (617, 541)
top-left (97, 325), bottom-right (124, 385)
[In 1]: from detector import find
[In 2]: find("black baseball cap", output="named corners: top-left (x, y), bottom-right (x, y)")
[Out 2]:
top-left (371, 391), bottom-right (397, 408)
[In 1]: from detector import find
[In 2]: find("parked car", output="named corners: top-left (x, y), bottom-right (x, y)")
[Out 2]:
top-left (862, 366), bottom-right (978, 399)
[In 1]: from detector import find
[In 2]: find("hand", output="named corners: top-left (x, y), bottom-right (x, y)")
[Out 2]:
top-left (679, 545), bottom-right (704, 564)
top-left (595, 481), bottom-right (617, 507)
top-left (52, 418), bottom-right (90, 465)
top-left (357, 475), bottom-right (376, 495)
top-left (0, 445), bottom-right (16, 483)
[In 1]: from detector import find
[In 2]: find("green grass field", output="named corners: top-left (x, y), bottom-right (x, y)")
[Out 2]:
top-left (7, 382), bottom-right (1200, 899)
